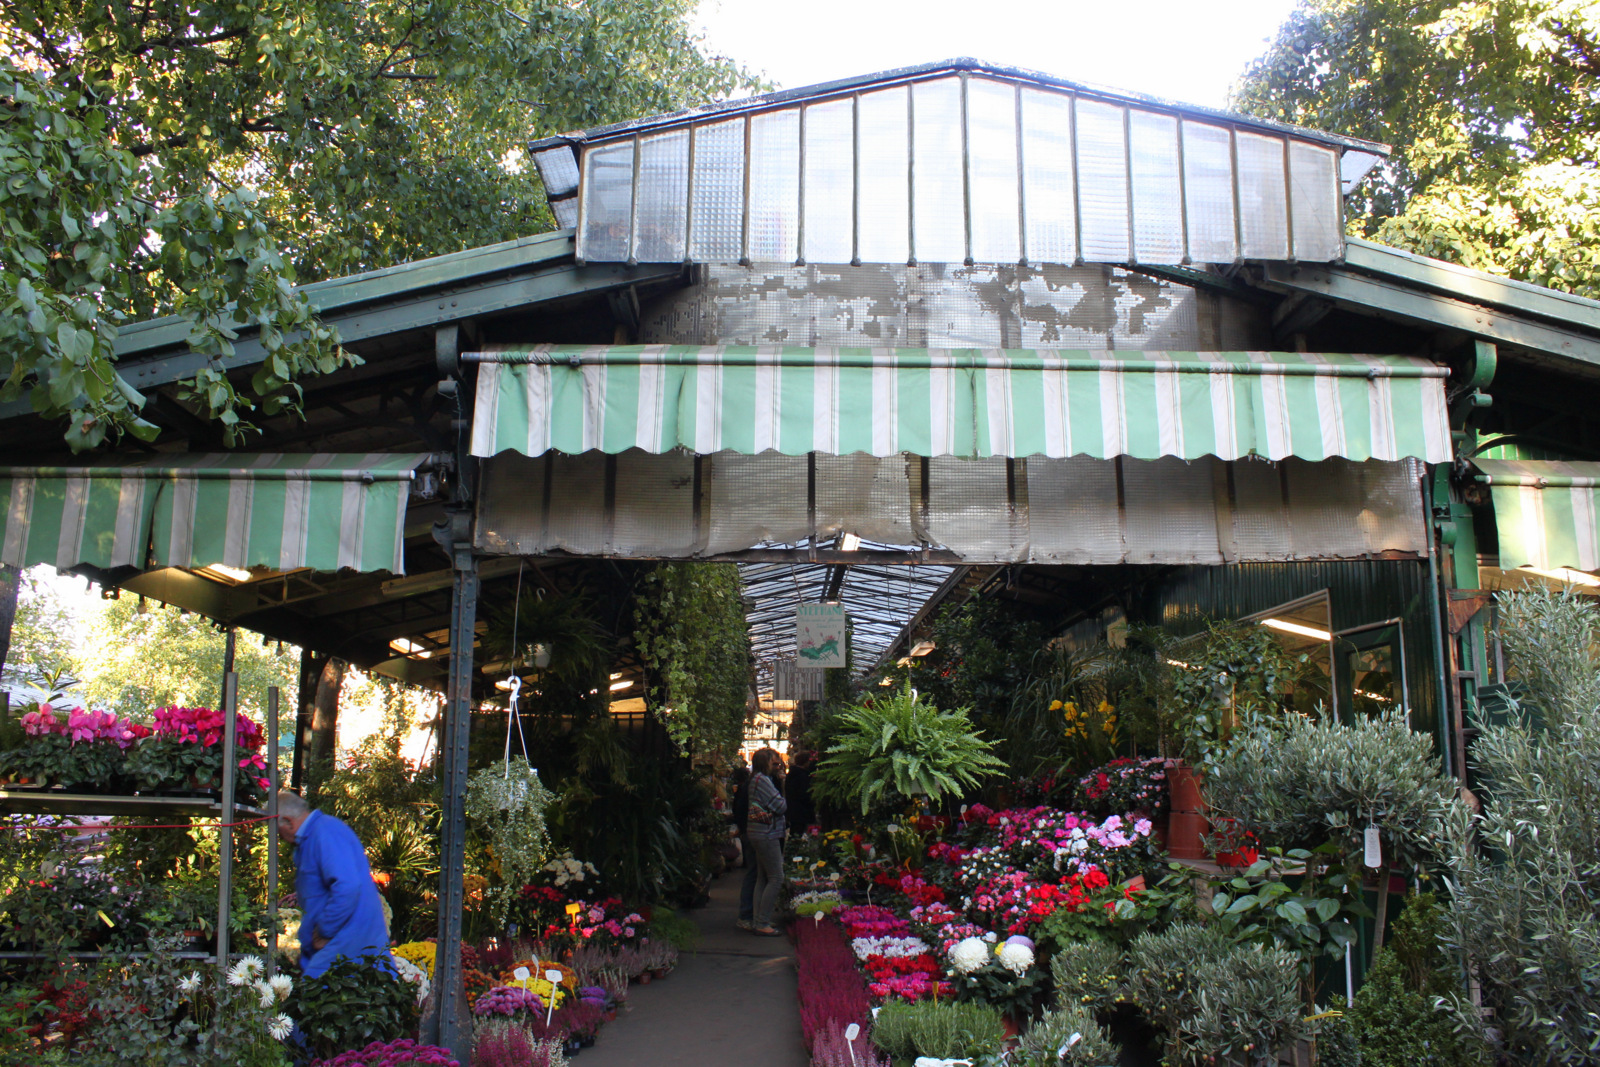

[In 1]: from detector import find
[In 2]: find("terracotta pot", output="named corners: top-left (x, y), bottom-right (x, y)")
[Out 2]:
top-left (1167, 811), bottom-right (1210, 860)
top-left (1166, 760), bottom-right (1205, 814)
top-left (636, 972), bottom-right (651, 985)
top-left (1001, 1014), bottom-right (1021, 1042)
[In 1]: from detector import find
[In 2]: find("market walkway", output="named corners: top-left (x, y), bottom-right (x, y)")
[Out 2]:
top-left (580, 869), bottom-right (809, 1067)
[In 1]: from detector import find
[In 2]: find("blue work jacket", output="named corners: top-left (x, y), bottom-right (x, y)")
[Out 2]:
top-left (294, 809), bottom-right (394, 978)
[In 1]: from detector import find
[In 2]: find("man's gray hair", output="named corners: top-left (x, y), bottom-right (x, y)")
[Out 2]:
top-left (273, 789), bottom-right (311, 819)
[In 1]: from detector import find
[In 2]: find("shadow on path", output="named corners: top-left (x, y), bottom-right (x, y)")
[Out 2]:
top-left (574, 869), bottom-right (809, 1067)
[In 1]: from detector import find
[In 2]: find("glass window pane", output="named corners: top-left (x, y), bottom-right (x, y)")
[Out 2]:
top-left (857, 87), bottom-right (909, 264)
top-left (913, 77), bottom-right (965, 263)
top-left (1236, 131), bottom-right (1289, 259)
top-left (688, 119), bottom-right (745, 261)
top-left (1021, 88), bottom-right (1075, 264)
top-left (580, 140), bottom-right (634, 262)
top-left (1129, 109), bottom-right (1182, 263)
top-left (553, 198), bottom-right (578, 230)
top-left (749, 108), bottom-right (800, 262)
top-left (534, 148), bottom-right (579, 198)
top-left (967, 77), bottom-right (1020, 263)
top-left (1182, 121), bottom-right (1236, 263)
top-left (635, 129), bottom-right (688, 262)
top-left (1289, 141), bottom-right (1342, 260)
top-left (803, 99), bottom-right (854, 263)
top-left (1075, 99), bottom-right (1130, 262)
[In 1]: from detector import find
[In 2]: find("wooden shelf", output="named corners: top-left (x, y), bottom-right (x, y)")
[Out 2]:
top-left (0, 790), bottom-right (265, 819)
top-left (0, 950), bottom-right (215, 961)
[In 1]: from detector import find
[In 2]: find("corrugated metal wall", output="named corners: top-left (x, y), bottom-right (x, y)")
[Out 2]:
top-left (1125, 559), bottom-right (1442, 747)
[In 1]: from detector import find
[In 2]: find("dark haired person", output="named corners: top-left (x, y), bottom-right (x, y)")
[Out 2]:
top-left (743, 748), bottom-right (788, 936)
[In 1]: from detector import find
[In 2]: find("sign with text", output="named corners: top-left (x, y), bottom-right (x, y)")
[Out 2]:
top-left (774, 658), bottom-right (825, 702)
top-left (795, 604), bottom-right (847, 669)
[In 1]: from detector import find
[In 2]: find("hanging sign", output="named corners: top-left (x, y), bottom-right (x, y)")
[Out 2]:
top-left (796, 604), bottom-right (847, 669)
top-left (774, 658), bottom-right (825, 701)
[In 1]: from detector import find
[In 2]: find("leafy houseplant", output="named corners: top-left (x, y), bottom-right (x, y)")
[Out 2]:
top-left (285, 955), bottom-right (418, 1062)
top-left (124, 706), bottom-right (270, 799)
top-left (814, 685), bottom-right (1006, 815)
top-left (465, 757), bottom-right (554, 927)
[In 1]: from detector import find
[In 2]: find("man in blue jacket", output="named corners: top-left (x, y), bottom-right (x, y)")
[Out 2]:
top-left (275, 790), bottom-right (395, 978)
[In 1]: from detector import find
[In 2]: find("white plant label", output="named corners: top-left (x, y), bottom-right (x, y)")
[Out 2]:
top-left (1364, 825), bottom-right (1382, 868)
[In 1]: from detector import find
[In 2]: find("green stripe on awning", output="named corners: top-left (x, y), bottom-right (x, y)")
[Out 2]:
top-left (0, 453), bottom-right (424, 574)
top-left (1476, 458), bottom-right (1600, 573)
top-left (468, 346), bottom-right (1453, 463)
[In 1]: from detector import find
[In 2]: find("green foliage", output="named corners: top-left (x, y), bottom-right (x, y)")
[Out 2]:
top-left (0, 0), bottom-right (759, 448)
top-left (1205, 707), bottom-right (1459, 874)
top-left (484, 588), bottom-right (611, 685)
top-left (286, 955), bottom-right (417, 1062)
top-left (644, 907), bottom-right (702, 952)
top-left (1167, 620), bottom-right (1308, 765)
top-left (80, 947), bottom-right (292, 1067)
top-left (1124, 922), bottom-right (1307, 1067)
top-left (76, 597), bottom-right (297, 722)
top-left (1001, 645), bottom-right (1123, 780)
top-left (870, 999), bottom-right (1006, 1063)
top-left (465, 757), bottom-right (554, 926)
top-left (1347, 894), bottom-right (1487, 1067)
top-left (813, 685), bottom-right (1006, 814)
top-left (1317, 997), bottom-right (1363, 1067)
top-left (1049, 937), bottom-right (1128, 1014)
top-left (4, 570), bottom-right (80, 698)
top-left (1443, 588), bottom-right (1600, 1063)
top-left (1234, 0), bottom-right (1600, 297)
top-left (633, 563), bottom-right (753, 758)
top-left (1014, 1004), bottom-right (1122, 1067)
top-left (905, 597), bottom-right (1052, 723)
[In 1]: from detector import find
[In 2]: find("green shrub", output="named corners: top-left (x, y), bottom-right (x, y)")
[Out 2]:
top-left (1125, 922), bottom-right (1305, 1066)
top-left (286, 955), bottom-right (417, 1062)
top-left (1348, 894), bottom-right (1487, 1067)
top-left (1015, 1004), bottom-right (1121, 1067)
top-left (870, 999), bottom-right (1005, 1063)
top-left (1317, 996), bottom-right (1362, 1067)
top-left (1049, 938), bottom-right (1126, 1013)
top-left (645, 907), bottom-right (701, 952)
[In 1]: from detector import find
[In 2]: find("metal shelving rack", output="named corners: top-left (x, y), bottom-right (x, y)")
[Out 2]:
top-left (0, 676), bottom-right (282, 983)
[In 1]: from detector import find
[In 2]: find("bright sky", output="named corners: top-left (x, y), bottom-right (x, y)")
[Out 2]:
top-left (692, 0), bottom-right (1302, 110)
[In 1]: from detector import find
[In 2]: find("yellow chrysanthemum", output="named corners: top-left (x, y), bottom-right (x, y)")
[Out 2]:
top-left (1048, 699), bottom-right (1063, 712)
top-left (393, 941), bottom-right (437, 979)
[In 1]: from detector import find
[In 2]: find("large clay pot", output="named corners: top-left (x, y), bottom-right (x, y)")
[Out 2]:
top-left (1166, 760), bottom-right (1205, 813)
top-left (1165, 760), bottom-right (1209, 860)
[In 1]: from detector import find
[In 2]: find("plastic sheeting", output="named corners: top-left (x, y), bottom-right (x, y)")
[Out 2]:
top-left (474, 450), bottom-right (1428, 564)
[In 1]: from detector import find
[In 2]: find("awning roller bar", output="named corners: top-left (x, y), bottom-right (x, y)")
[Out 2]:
top-left (463, 348), bottom-right (1450, 379)
top-left (1474, 473), bottom-right (1600, 489)
top-left (0, 467), bottom-right (416, 483)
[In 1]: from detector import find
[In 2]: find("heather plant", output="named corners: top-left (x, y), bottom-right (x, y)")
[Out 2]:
top-left (1442, 589), bottom-right (1600, 1063)
top-left (1014, 1004), bottom-right (1121, 1067)
top-left (793, 917), bottom-right (872, 1052)
top-left (470, 1020), bottom-right (568, 1067)
top-left (810, 1019), bottom-right (889, 1067)
top-left (309, 1039), bottom-right (460, 1066)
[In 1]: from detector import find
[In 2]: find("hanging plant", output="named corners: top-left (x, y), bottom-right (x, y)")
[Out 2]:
top-left (482, 588), bottom-right (610, 684)
top-left (633, 562), bottom-right (752, 757)
top-left (465, 757), bottom-right (554, 926)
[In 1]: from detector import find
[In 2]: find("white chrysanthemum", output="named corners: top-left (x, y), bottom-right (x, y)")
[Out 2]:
top-left (269, 974), bottom-right (293, 1001)
top-left (178, 972), bottom-right (202, 994)
top-left (254, 980), bottom-right (276, 1008)
top-left (267, 1013), bottom-right (294, 1041)
top-left (226, 960), bottom-right (254, 987)
top-left (949, 937), bottom-right (989, 975)
top-left (997, 941), bottom-right (1034, 975)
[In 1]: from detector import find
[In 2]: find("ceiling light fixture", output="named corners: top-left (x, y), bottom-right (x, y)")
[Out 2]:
top-left (909, 639), bottom-right (936, 657)
top-left (839, 533), bottom-right (862, 552)
top-left (608, 679), bottom-right (633, 691)
top-left (1519, 566), bottom-right (1600, 588)
top-left (1260, 618), bottom-right (1334, 642)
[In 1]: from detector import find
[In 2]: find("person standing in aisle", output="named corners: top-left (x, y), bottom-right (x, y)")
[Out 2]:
top-left (274, 789), bottom-right (394, 978)
top-left (743, 748), bottom-right (787, 937)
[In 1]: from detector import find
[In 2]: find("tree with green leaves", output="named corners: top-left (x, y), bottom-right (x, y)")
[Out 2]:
top-left (1234, 0), bottom-right (1600, 296)
top-left (0, 1), bottom-right (758, 449)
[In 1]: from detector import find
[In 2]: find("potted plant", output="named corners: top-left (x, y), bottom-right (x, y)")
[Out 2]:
top-left (813, 685), bottom-right (1006, 816)
top-left (0, 704), bottom-right (145, 791)
top-left (124, 705), bottom-right (268, 798)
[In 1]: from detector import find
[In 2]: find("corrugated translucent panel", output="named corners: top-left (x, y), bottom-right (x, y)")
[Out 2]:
top-left (967, 78), bottom-right (1021, 263)
top-left (613, 450), bottom-right (698, 556)
top-left (1289, 141), bottom-right (1342, 260)
top-left (815, 453), bottom-right (915, 545)
top-left (748, 109), bottom-right (801, 262)
top-left (553, 198), bottom-right (579, 230)
top-left (1026, 456), bottom-right (1122, 563)
top-left (704, 452), bottom-right (810, 553)
top-left (1182, 121), bottom-right (1236, 263)
top-left (580, 140), bottom-right (634, 262)
top-left (688, 119), bottom-right (745, 261)
top-left (1122, 456), bottom-right (1224, 563)
top-left (534, 148), bottom-right (580, 197)
top-left (1075, 99), bottom-right (1130, 262)
top-left (918, 457), bottom-right (1028, 561)
top-left (1236, 131), bottom-right (1289, 259)
top-left (1128, 109), bottom-right (1183, 263)
top-left (913, 78), bottom-right (966, 263)
top-left (1021, 89), bottom-right (1076, 264)
top-left (857, 88), bottom-right (910, 264)
top-left (803, 99), bottom-right (854, 264)
top-left (634, 129), bottom-right (688, 261)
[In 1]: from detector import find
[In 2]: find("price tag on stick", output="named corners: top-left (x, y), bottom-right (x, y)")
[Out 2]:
top-left (844, 1023), bottom-right (860, 1067)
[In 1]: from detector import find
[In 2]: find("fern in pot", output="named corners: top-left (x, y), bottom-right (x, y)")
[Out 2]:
top-left (814, 685), bottom-right (1005, 815)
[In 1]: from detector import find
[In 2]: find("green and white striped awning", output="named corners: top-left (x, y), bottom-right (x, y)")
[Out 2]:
top-left (0, 453), bottom-right (426, 574)
top-left (469, 346), bottom-right (1452, 463)
top-left (1476, 459), bottom-right (1600, 573)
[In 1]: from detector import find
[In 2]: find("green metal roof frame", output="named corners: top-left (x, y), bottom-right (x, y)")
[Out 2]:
top-left (1259, 238), bottom-right (1600, 370)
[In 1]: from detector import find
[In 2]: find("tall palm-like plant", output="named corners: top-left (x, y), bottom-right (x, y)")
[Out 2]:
top-left (814, 686), bottom-right (1005, 814)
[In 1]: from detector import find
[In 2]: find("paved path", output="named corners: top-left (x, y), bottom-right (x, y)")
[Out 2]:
top-left (577, 869), bottom-right (809, 1067)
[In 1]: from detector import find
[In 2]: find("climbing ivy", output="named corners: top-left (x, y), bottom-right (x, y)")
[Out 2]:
top-left (633, 563), bottom-right (752, 758)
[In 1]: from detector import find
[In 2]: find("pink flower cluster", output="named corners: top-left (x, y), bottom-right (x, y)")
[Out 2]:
top-left (312, 1039), bottom-right (459, 1067)
top-left (835, 905), bottom-right (903, 940)
top-left (152, 705), bottom-right (265, 750)
top-left (908, 901), bottom-right (988, 955)
top-left (20, 705), bottom-right (151, 748)
top-left (836, 905), bottom-right (951, 1002)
